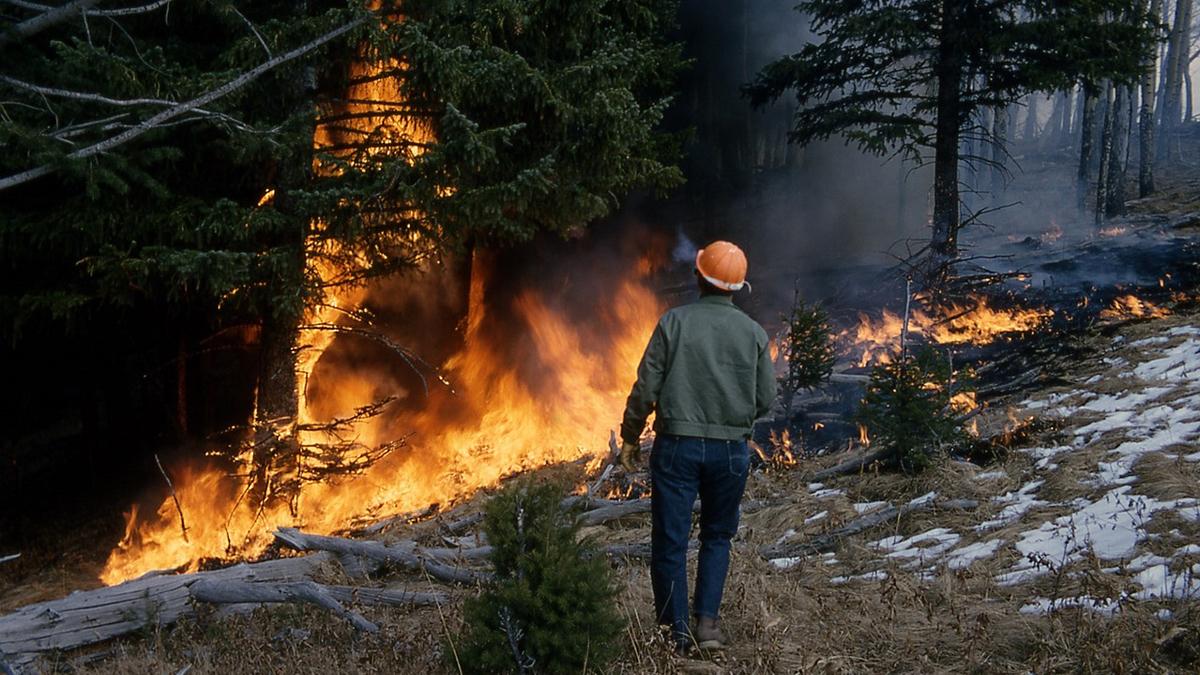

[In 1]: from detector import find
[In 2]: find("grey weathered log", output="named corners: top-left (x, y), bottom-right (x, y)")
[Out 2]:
top-left (760, 498), bottom-right (979, 560)
top-left (190, 579), bottom-right (378, 633)
top-left (0, 553), bottom-right (334, 671)
top-left (0, 0), bottom-right (103, 48)
top-left (274, 528), bottom-right (490, 585)
top-left (810, 448), bottom-right (895, 481)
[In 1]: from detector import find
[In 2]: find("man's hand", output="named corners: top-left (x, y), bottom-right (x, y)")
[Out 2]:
top-left (619, 441), bottom-right (642, 472)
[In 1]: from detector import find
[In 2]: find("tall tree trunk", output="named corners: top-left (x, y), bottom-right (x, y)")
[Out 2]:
top-left (1096, 83), bottom-right (1117, 225)
top-left (1078, 83), bottom-right (1100, 211)
top-left (1140, 0), bottom-right (1163, 197)
top-left (1106, 85), bottom-right (1131, 217)
top-left (930, 0), bottom-right (964, 278)
top-left (1062, 87), bottom-right (1076, 142)
top-left (1158, 0), bottom-right (1192, 163)
top-left (991, 103), bottom-right (1008, 201)
top-left (1024, 94), bottom-right (1040, 144)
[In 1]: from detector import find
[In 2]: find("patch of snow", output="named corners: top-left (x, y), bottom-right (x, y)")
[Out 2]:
top-left (880, 528), bottom-right (961, 566)
top-left (977, 481), bottom-right (1049, 532)
top-left (1130, 336), bottom-right (1171, 347)
top-left (997, 487), bottom-right (1181, 586)
top-left (774, 528), bottom-right (796, 546)
top-left (1132, 564), bottom-right (1200, 601)
top-left (1019, 446), bottom-right (1071, 470)
top-left (1184, 450), bottom-right (1200, 462)
top-left (943, 539), bottom-right (1004, 570)
top-left (1019, 596), bottom-right (1123, 617)
top-left (974, 470), bottom-right (1007, 481)
top-left (768, 557), bottom-right (803, 570)
top-left (1132, 337), bottom-right (1200, 382)
top-left (1174, 544), bottom-right (1200, 557)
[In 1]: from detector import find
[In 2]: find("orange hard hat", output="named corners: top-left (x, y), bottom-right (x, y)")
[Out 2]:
top-left (695, 240), bottom-right (748, 292)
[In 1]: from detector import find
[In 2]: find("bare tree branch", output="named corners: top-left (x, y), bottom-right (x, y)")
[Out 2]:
top-left (0, 16), bottom-right (366, 192)
top-left (0, 0), bottom-right (104, 48)
top-left (2, 0), bottom-right (171, 17)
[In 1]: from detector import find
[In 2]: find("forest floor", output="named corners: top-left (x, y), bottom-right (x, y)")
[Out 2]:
top-left (6, 160), bottom-right (1200, 673)
top-left (41, 306), bottom-right (1198, 674)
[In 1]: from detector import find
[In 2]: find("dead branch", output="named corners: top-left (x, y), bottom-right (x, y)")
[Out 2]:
top-left (0, 554), bottom-right (18, 565)
top-left (760, 498), bottom-right (979, 560)
top-left (2, 0), bottom-right (173, 18)
top-left (189, 579), bottom-right (378, 633)
top-left (273, 527), bottom-right (490, 585)
top-left (154, 453), bottom-right (188, 542)
top-left (0, 16), bottom-right (367, 192)
top-left (0, 0), bottom-right (103, 48)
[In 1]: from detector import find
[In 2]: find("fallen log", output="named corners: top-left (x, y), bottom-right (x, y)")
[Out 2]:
top-left (274, 528), bottom-right (490, 585)
top-left (760, 498), bottom-right (979, 560)
top-left (809, 448), bottom-right (895, 481)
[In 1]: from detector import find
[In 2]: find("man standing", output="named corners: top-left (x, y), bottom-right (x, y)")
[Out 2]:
top-left (619, 240), bottom-right (777, 653)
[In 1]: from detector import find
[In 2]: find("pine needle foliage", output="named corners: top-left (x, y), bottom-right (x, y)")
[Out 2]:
top-left (458, 479), bottom-right (624, 674)
top-left (777, 288), bottom-right (835, 413)
top-left (857, 345), bottom-right (972, 473)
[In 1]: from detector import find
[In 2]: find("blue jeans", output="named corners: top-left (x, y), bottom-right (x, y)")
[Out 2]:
top-left (650, 433), bottom-right (749, 642)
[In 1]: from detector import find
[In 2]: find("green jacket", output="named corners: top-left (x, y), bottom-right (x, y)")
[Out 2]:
top-left (620, 294), bottom-right (777, 445)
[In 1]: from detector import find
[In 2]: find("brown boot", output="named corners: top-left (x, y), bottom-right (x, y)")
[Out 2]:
top-left (694, 615), bottom-right (727, 650)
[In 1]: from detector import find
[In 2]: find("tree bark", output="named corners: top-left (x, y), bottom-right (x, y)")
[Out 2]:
top-left (1096, 82), bottom-right (1117, 224)
top-left (991, 103), bottom-right (1008, 202)
top-left (1106, 85), bottom-right (1131, 217)
top-left (1024, 93), bottom-right (1040, 144)
top-left (1140, 0), bottom-right (1163, 197)
top-left (1077, 83), bottom-right (1100, 211)
top-left (929, 0), bottom-right (965, 277)
top-left (1158, 0), bottom-right (1192, 163)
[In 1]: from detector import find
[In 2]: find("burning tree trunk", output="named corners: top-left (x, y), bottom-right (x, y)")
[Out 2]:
top-left (1077, 83), bottom-right (1100, 211)
top-left (1139, 0), bottom-right (1162, 197)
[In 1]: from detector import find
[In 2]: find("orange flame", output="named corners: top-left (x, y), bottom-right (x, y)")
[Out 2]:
top-left (840, 297), bottom-right (1053, 367)
top-left (1099, 294), bottom-right (1169, 320)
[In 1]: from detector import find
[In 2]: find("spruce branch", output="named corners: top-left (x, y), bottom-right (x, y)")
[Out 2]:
top-left (0, 15), bottom-right (366, 192)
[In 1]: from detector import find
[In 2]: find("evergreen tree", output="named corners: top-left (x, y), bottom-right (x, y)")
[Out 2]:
top-left (1, 0), bottom-right (683, 506)
top-left (458, 479), bottom-right (624, 674)
top-left (745, 0), bottom-right (1154, 282)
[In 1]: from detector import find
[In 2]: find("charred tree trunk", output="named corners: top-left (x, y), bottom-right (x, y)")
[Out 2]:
top-left (1106, 85), bottom-right (1131, 217)
top-left (1061, 87), bottom-right (1075, 142)
top-left (929, 0), bottom-right (965, 279)
top-left (1158, 0), bottom-right (1192, 163)
top-left (1096, 83), bottom-right (1117, 224)
top-left (1140, 0), bottom-right (1163, 197)
top-left (1078, 83), bottom-right (1100, 211)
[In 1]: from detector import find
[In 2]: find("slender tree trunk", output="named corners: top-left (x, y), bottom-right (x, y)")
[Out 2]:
top-left (1140, 0), bottom-right (1163, 197)
top-left (1096, 83), bottom-right (1117, 224)
top-left (930, 0), bottom-right (964, 277)
top-left (992, 103), bottom-right (1008, 200)
top-left (1024, 94), bottom-right (1040, 144)
top-left (1062, 87), bottom-right (1076, 141)
top-left (1107, 85), bottom-right (1131, 217)
top-left (1158, 0), bottom-right (1192, 162)
top-left (1078, 83), bottom-right (1100, 211)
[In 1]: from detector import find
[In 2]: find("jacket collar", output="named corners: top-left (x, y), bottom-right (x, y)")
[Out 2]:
top-left (697, 294), bottom-right (734, 306)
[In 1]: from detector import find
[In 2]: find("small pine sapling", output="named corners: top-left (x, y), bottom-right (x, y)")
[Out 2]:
top-left (856, 345), bottom-right (973, 473)
top-left (777, 287), bottom-right (836, 414)
top-left (457, 479), bottom-right (624, 674)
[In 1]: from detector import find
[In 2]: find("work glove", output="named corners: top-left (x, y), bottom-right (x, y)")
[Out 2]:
top-left (619, 441), bottom-right (642, 472)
